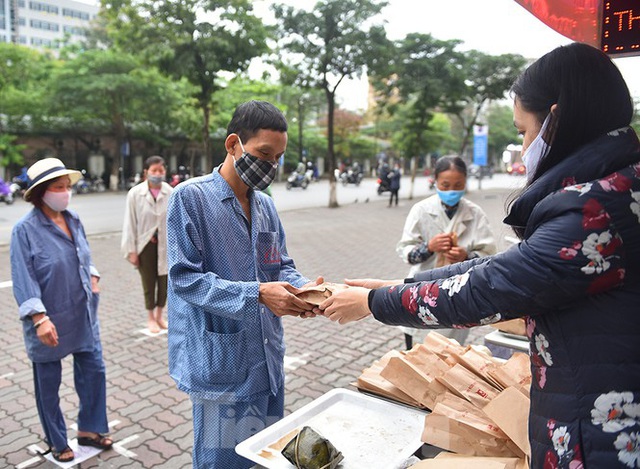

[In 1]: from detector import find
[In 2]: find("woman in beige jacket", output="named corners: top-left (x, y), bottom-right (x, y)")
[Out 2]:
top-left (396, 156), bottom-right (496, 348)
top-left (121, 156), bottom-right (173, 333)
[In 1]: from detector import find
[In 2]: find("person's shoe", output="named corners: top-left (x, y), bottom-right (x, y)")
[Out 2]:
top-left (50, 446), bottom-right (75, 462)
top-left (77, 433), bottom-right (113, 450)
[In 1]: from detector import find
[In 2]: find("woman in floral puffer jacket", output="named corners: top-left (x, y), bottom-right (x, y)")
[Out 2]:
top-left (320, 43), bottom-right (640, 468)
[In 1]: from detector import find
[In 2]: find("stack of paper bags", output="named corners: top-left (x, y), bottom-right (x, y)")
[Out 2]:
top-left (356, 331), bottom-right (532, 463)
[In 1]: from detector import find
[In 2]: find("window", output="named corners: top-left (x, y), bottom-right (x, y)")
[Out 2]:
top-left (19, 17), bottom-right (26, 26)
top-left (63, 25), bottom-right (85, 36)
top-left (30, 36), bottom-right (53, 46)
top-left (30, 19), bottom-right (59, 31)
top-left (62, 8), bottom-right (89, 21)
top-left (29, 2), bottom-right (58, 14)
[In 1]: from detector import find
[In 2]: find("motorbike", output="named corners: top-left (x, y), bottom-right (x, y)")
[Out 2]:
top-left (0, 177), bottom-right (16, 205)
top-left (377, 177), bottom-right (390, 195)
top-left (338, 169), bottom-right (363, 186)
top-left (286, 169), bottom-right (312, 190)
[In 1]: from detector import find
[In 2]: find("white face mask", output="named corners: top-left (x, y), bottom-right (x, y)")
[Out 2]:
top-left (522, 113), bottom-right (552, 180)
top-left (43, 190), bottom-right (72, 212)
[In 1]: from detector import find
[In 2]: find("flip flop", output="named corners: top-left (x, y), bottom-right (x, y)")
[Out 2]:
top-left (44, 446), bottom-right (75, 462)
top-left (77, 433), bottom-right (113, 450)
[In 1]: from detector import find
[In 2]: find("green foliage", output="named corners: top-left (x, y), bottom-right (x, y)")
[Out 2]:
top-left (0, 43), bottom-right (57, 131)
top-left (0, 134), bottom-right (27, 168)
top-left (486, 103), bottom-right (520, 166)
top-left (273, 0), bottom-right (389, 206)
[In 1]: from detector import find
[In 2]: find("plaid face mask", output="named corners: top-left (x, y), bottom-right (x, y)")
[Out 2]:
top-left (234, 138), bottom-right (278, 191)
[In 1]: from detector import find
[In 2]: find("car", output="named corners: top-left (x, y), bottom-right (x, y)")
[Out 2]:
top-left (507, 162), bottom-right (526, 176)
top-left (468, 164), bottom-right (494, 179)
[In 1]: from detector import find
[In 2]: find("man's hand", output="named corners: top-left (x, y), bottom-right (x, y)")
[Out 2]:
top-left (345, 278), bottom-right (402, 289)
top-left (444, 246), bottom-right (467, 264)
top-left (259, 282), bottom-right (315, 317)
top-left (319, 287), bottom-right (372, 324)
top-left (302, 276), bottom-right (325, 289)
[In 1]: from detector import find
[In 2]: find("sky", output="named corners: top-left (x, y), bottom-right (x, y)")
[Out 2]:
top-left (78, 0), bottom-right (640, 111)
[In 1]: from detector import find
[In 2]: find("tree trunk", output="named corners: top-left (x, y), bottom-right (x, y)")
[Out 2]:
top-left (298, 98), bottom-right (304, 161)
top-left (202, 102), bottom-right (212, 172)
top-left (326, 90), bottom-right (338, 208)
top-left (110, 107), bottom-right (126, 191)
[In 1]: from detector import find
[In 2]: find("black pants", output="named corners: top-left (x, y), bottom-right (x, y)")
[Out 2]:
top-left (138, 241), bottom-right (167, 310)
top-left (389, 189), bottom-right (399, 206)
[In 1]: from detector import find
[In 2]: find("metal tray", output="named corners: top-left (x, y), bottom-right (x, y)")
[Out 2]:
top-left (236, 388), bottom-right (427, 469)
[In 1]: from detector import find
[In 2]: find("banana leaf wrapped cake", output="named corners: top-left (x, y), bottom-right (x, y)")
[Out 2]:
top-left (281, 426), bottom-right (344, 469)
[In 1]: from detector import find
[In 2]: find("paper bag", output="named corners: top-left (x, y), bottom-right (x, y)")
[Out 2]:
top-left (482, 387), bottom-right (531, 458)
top-left (411, 453), bottom-right (525, 469)
top-left (488, 353), bottom-right (531, 394)
top-left (491, 318), bottom-right (527, 336)
top-left (296, 282), bottom-right (348, 305)
top-left (356, 351), bottom-right (423, 408)
top-left (439, 363), bottom-right (500, 408)
top-left (423, 331), bottom-right (466, 359)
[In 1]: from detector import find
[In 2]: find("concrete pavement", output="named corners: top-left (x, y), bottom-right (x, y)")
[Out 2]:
top-left (0, 187), bottom-right (517, 468)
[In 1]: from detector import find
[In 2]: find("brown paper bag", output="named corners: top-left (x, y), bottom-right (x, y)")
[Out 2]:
top-left (482, 387), bottom-right (531, 458)
top-left (405, 344), bottom-right (453, 377)
top-left (491, 318), bottom-right (527, 336)
top-left (422, 414), bottom-right (518, 458)
top-left (410, 455), bottom-right (520, 469)
top-left (356, 351), bottom-right (423, 408)
top-left (435, 232), bottom-right (458, 268)
top-left (439, 363), bottom-right (500, 408)
top-left (448, 348), bottom-right (504, 390)
top-left (380, 356), bottom-right (435, 408)
top-left (423, 331), bottom-right (466, 359)
top-left (488, 352), bottom-right (531, 394)
top-left (295, 282), bottom-right (349, 305)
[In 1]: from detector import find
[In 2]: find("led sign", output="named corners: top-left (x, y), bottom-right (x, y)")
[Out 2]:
top-left (601, 0), bottom-right (640, 57)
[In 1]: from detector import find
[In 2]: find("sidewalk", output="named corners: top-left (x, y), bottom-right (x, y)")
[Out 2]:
top-left (0, 188), bottom-right (517, 468)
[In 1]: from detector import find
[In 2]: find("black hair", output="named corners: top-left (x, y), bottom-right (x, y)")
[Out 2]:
top-left (434, 155), bottom-right (467, 179)
top-left (226, 100), bottom-right (288, 143)
top-left (511, 42), bottom-right (633, 183)
top-left (144, 155), bottom-right (165, 170)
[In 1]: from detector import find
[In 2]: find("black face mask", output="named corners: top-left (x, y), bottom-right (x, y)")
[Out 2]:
top-left (233, 138), bottom-right (278, 191)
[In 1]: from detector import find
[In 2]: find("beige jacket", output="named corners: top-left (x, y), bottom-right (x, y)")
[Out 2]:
top-left (121, 181), bottom-right (173, 275)
top-left (397, 194), bottom-right (497, 277)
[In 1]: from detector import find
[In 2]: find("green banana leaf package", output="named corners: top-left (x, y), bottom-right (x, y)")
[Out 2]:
top-left (281, 426), bottom-right (344, 469)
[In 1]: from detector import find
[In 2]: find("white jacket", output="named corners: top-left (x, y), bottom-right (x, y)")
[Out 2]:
top-left (121, 181), bottom-right (173, 275)
top-left (397, 194), bottom-right (497, 277)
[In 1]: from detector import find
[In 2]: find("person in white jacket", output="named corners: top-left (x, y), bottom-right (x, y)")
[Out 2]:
top-left (396, 155), bottom-right (496, 348)
top-left (121, 156), bottom-right (173, 333)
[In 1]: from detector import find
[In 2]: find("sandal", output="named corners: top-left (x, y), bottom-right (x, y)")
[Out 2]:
top-left (77, 433), bottom-right (113, 450)
top-left (44, 446), bottom-right (75, 462)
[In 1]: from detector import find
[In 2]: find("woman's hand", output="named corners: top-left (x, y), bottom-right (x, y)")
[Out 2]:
top-left (127, 252), bottom-right (139, 267)
top-left (36, 319), bottom-right (59, 347)
top-left (444, 246), bottom-right (468, 264)
top-left (345, 278), bottom-right (402, 289)
top-left (428, 233), bottom-right (453, 253)
top-left (319, 287), bottom-right (372, 324)
top-left (91, 275), bottom-right (100, 294)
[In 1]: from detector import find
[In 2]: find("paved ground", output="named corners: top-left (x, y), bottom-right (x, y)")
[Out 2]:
top-left (0, 187), bottom-right (517, 468)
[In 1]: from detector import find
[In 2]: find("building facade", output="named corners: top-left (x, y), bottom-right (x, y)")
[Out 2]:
top-left (0, 0), bottom-right (98, 49)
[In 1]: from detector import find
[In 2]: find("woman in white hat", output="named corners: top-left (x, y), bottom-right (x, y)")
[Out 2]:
top-left (10, 158), bottom-right (113, 463)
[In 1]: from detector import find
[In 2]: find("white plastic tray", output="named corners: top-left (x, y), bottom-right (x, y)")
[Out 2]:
top-left (236, 388), bottom-right (427, 469)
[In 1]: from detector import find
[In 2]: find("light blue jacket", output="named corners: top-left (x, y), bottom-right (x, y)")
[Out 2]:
top-left (10, 208), bottom-right (101, 363)
top-left (167, 170), bottom-right (308, 401)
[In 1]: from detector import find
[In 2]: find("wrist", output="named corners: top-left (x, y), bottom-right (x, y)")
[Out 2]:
top-left (34, 315), bottom-right (50, 329)
top-left (31, 312), bottom-right (46, 323)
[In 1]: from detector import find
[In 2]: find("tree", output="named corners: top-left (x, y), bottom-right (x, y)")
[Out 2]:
top-left (0, 43), bottom-right (55, 132)
top-left (443, 50), bottom-right (527, 157)
top-left (98, 0), bottom-right (269, 171)
top-left (486, 103), bottom-right (520, 167)
top-left (48, 49), bottom-right (184, 189)
top-left (0, 134), bottom-right (26, 180)
top-left (274, 0), bottom-right (389, 207)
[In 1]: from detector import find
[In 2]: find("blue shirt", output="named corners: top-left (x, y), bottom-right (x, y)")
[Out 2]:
top-left (167, 170), bottom-right (308, 401)
top-left (10, 208), bottom-right (101, 362)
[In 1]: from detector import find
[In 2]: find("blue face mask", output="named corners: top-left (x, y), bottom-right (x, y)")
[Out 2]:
top-left (437, 189), bottom-right (464, 207)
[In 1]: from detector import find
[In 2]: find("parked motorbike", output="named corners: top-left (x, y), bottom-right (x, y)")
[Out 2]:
top-left (11, 176), bottom-right (28, 198)
top-left (0, 177), bottom-right (16, 205)
top-left (286, 169), bottom-right (312, 190)
top-left (74, 171), bottom-right (106, 194)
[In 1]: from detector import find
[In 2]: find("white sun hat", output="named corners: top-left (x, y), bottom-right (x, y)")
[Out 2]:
top-left (24, 158), bottom-right (82, 200)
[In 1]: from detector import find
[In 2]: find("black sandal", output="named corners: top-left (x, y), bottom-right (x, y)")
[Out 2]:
top-left (43, 446), bottom-right (75, 462)
top-left (77, 433), bottom-right (113, 450)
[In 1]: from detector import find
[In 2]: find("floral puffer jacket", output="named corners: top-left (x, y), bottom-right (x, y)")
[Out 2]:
top-left (371, 127), bottom-right (640, 468)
